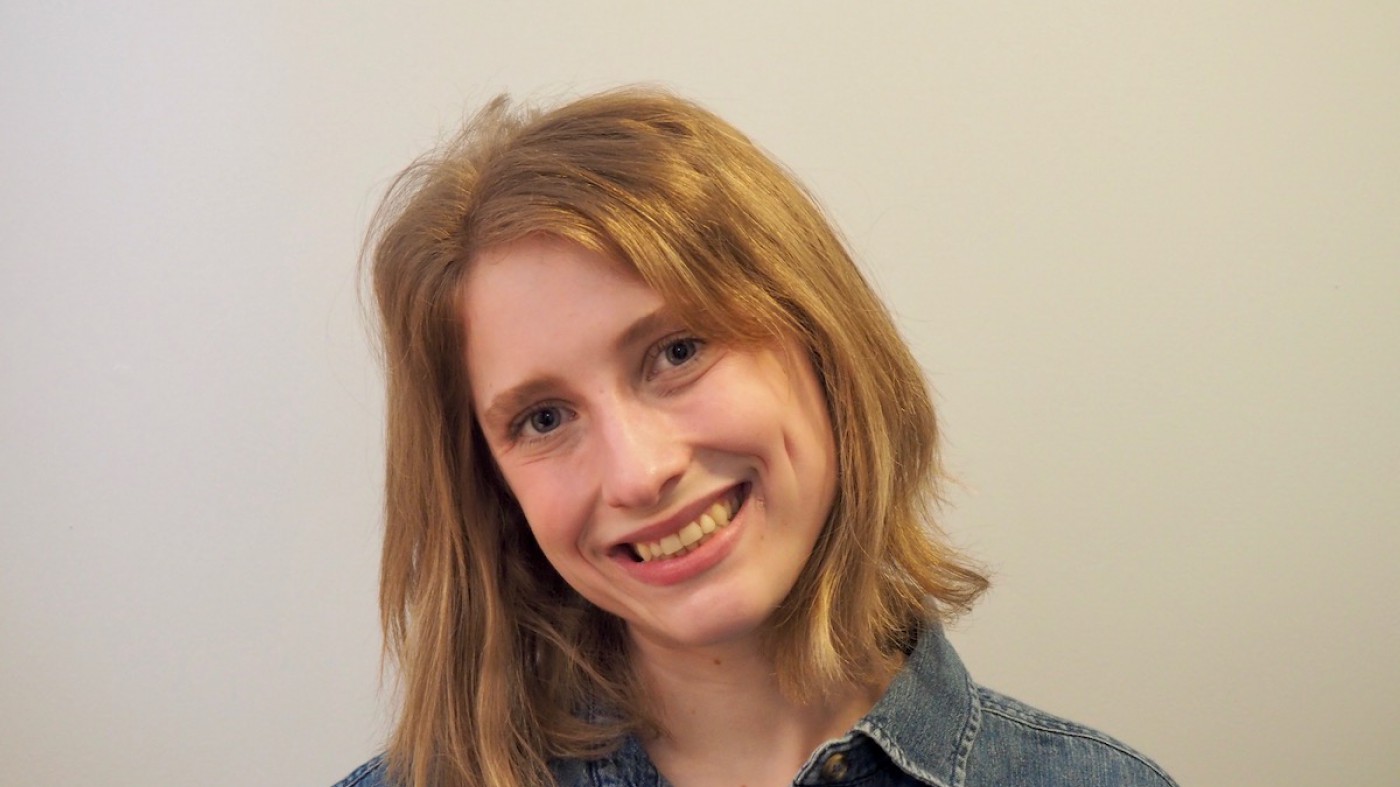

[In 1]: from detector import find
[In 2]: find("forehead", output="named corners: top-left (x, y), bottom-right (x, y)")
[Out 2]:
top-left (462, 236), bottom-right (660, 334)
top-left (459, 236), bottom-right (667, 399)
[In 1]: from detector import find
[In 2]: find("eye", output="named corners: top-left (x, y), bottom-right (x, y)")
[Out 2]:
top-left (528, 407), bottom-right (562, 433)
top-left (662, 337), bottom-right (699, 366)
top-left (511, 404), bottom-right (573, 440)
top-left (645, 334), bottom-right (709, 382)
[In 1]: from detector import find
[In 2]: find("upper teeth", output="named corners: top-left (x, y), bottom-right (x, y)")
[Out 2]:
top-left (634, 495), bottom-right (736, 562)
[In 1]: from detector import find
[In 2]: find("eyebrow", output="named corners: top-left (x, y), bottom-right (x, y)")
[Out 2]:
top-left (476, 306), bottom-right (678, 431)
top-left (614, 307), bottom-right (675, 355)
top-left (479, 377), bottom-right (564, 433)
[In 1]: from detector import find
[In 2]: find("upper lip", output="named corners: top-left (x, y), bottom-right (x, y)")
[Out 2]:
top-left (611, 484), bottom-right (741, 547)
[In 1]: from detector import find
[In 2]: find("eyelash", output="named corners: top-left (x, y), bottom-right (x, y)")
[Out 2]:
top-left (508, 401), bottom-right (572, 442)
top-left (506, 333), bottom-right (708, 444)
top-left (645, 334), bottom-right (706, 379)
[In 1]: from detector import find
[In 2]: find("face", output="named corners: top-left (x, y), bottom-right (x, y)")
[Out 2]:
top-left (462, 236), bottom-right (837, 655)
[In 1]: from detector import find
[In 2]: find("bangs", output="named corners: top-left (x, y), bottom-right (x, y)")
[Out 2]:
top-left (462, 170), bottom-right (806, 352)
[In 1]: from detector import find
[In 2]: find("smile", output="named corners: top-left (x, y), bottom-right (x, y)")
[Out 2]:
top-left (630, 485), bottom-right (747, 562)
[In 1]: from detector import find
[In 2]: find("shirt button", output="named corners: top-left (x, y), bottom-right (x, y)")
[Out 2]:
top-left (819, 752), bottom-right (850, 781)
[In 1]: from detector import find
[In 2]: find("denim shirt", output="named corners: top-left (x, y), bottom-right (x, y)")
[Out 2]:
top-left (334, 626), bottom-right (1177, 787)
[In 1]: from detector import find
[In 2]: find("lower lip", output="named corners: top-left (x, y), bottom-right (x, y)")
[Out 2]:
top-left (615, 497), bottom-right (747, 587)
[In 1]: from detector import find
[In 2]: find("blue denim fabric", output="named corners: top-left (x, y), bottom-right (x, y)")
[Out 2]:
top-left (334, 626), bottom-right (1177, 787)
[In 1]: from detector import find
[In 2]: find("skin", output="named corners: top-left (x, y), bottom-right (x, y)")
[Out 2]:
top-left (462, 236), bottom-right (874, 784)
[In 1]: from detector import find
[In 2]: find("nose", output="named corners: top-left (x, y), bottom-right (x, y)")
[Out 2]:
top-left (596, 396), bottom-right (687, 511)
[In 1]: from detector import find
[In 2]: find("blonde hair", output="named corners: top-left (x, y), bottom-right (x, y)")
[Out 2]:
top-left (368, 88), bottom-right (988, 787)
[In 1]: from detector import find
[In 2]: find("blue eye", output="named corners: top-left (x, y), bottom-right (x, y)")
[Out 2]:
top-left (662, 338), bottom-right (699, 366)
top-left (526, 407), bottom-right (563, 434)
top-left (506, 402), bottom-right (574, 445)
top-left (645, 335), bottom-right (709, 382)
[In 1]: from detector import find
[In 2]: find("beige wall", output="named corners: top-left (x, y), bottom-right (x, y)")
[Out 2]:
top-left (2, 3), bottom-right (1396, 785)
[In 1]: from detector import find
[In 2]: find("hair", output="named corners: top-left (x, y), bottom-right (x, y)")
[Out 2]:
top-left (367, 87), bottom-right (988, 787)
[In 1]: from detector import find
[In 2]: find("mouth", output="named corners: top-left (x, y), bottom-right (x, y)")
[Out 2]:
top-left (621, 484), bottom-right (749, 563)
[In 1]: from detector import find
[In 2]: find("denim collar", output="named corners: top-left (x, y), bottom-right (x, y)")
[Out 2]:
top-left (572, 623), bottom-right (979, 787)
top-left (849, 623), bottom-right (980, 787)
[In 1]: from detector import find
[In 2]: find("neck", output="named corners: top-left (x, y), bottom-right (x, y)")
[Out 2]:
top-left (629, 631), bottom-right (891, 787)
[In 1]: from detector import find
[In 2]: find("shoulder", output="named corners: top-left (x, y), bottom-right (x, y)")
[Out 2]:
top-left (329, 752), bottom-right (614, 787)
top-left (549, 734), bottom-right (661, 787)
top-left (331, 755), bottom-right (394, 787)
top-left (549, 757), bottom-right (593, 786)
top-left (967, 686), bottom-right (1179, 787)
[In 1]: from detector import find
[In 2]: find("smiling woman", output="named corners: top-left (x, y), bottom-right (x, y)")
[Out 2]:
top-left (463, 237), bottom-right (837, 654)
top-left (336, 89), bottom-right (1178, 787)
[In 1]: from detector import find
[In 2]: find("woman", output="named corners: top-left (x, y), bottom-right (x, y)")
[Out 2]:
top-left (337, 89), bottom-right (1176, 787)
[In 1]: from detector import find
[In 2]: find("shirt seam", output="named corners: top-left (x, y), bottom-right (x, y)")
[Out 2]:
top-left (979, 697), bottom-right (1176, 786)
top-left (854, 673), bottom-right (981, 787)
top-left (952, 673), bottom-right (982, 787)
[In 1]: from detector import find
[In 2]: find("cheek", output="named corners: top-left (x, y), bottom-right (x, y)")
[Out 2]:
top-left (697, 361), bottom-right (832, 466)
top-left (503, 464), bottom-right (590, 553)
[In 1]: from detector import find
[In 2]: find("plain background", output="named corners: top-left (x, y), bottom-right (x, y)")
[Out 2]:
top-left (2, 2), bottom-right (1397, 785)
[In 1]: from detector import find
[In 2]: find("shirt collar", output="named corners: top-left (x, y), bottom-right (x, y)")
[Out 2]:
top-left (852, 623), bottom-right (981, 787)
top-left (572, 622), bottom-right (980, 787)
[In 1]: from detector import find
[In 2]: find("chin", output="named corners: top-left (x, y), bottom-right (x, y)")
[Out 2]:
top-left (626, 596), bottom-right (781, 653)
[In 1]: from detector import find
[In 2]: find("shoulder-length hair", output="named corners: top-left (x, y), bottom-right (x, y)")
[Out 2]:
top-left (368, 87), bottom-right (987, 787)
